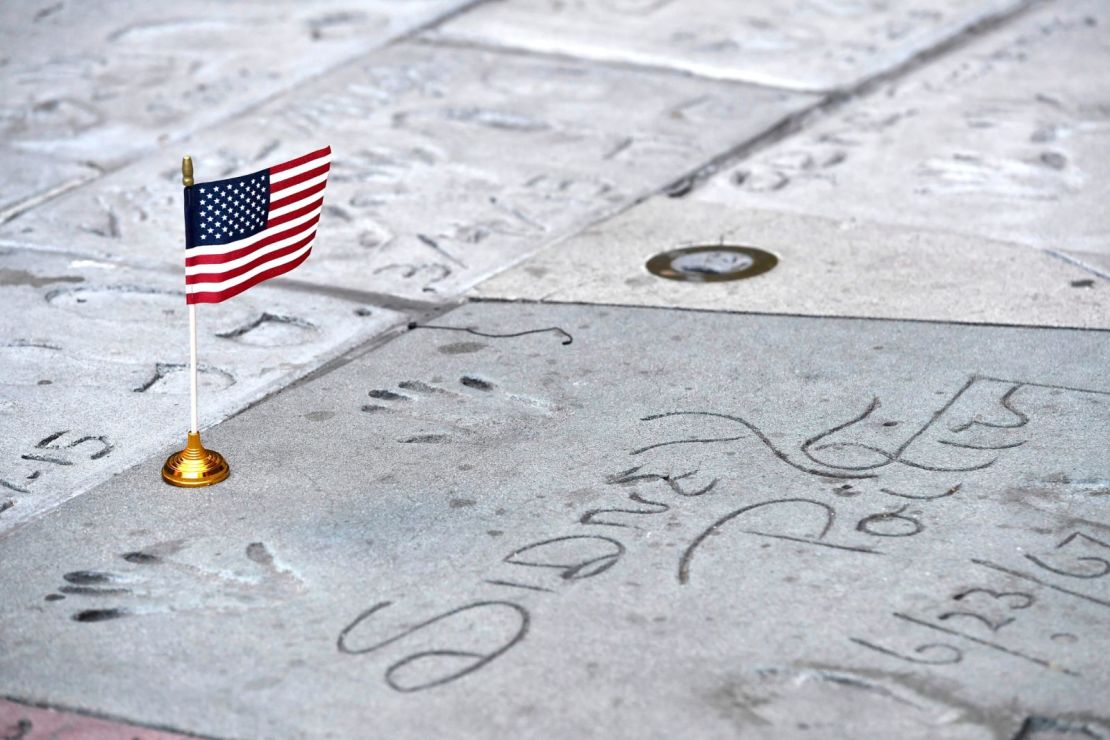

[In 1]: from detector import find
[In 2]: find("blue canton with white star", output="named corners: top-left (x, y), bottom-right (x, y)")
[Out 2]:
top-left (184, 168), bottom-right (270, 248)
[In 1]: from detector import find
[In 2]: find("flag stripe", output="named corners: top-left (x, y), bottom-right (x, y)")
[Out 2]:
top-left (269, 146), bottom-right (332, 175)
top-left (267, 196), bottom-right (324, 229)
top-left (187, 222), bottom-right (318, 276)
top-left (186, 208), bottom-right (321, 264)
top-left (187, 248), bottom-right (314, 304)
top-left (269, 162), bottom-right (330, 193)
top-left (269, 178), bottom-right (327, 213)
top-left (188, 240), bottom-right (314, 295)
top-left (187, 232), bottom-right (315, 285)
top-left (269, 155), bottom-right (332, 185)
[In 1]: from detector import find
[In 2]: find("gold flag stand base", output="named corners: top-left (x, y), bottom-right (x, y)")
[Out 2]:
top-left (162, 431), bottom-right (230, 488)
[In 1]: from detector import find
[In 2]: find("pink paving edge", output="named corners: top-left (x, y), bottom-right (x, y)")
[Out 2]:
top-left (0, 698), bottom-right (194, 739)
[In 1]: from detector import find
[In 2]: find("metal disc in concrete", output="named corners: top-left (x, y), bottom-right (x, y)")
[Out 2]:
top-left (473, 199), bottom-right (1108, 328)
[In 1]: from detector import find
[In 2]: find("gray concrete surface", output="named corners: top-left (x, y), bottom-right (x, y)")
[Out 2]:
top-left (1, 0), bottom-right (1107, 737)
top-left (432, 0), bottom-right (1026, 91)
top-left (473, 199), bottom-right (1108, 327)
top-left (0, 302), bottom-right (1107, 739)
top-left (0, 0), bottom-right (470, 215)
top-left (0, 247), bottom-right (404, 534)
top-left (695, 0), bottom-right (1110, 258)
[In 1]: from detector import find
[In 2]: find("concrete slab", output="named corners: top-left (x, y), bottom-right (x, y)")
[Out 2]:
top-left (694, 0), bottom-right (1110, 256)
top-left (0, 0), bottom-right (469, 212)
top-left (0, 247), bottom-right (404, 535)
top-left (473, 199), bottom-right (1108, 328)
top-left (0, 43), bottom-right (817, 299)
top-left (0, 698), bottom-right (188, 740)
top-left (430, 0), bottom-right (1026, 91)
top-left (1, 301), bottom-right (1107, 739)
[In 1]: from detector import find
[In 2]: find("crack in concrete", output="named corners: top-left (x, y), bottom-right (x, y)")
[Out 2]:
top-left (471, 295), bottom-right (1110, 334)
top-left (1046, 250), bottom-right (1110, 282)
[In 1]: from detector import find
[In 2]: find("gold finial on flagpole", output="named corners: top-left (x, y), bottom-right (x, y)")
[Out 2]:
top-left (162, 155), bottom-right (230, 488)
top-left (181, 154), bottom-right (194, 186)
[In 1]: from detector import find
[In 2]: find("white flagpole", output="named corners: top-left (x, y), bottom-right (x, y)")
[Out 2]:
top-left (189, 303), bottom-right (199, 433)
top-left (162, 153), bottom-right (230, 488)
top-left (182, 154), bottom-right (200, 434)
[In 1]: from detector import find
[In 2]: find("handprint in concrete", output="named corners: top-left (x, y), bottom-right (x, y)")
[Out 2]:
top-left (50, 537), bottom-right (303, 622)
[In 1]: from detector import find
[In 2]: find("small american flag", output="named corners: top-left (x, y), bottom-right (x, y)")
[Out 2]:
top-left (183, 146), bottom-right (331, 304)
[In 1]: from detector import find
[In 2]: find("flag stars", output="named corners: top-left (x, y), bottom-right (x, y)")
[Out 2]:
top-left (189, 170), bottom-right (271, 246)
